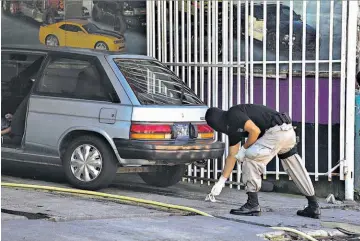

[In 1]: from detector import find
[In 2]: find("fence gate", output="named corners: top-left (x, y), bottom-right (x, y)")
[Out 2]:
top-left (147, 0), bottom-right (358, 200)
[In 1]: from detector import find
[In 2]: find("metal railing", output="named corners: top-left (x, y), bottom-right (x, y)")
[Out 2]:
top-left (147, 0), bottom-right (358, 200)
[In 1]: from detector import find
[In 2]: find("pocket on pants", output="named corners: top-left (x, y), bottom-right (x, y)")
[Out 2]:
top-left (245, 142), bottom-right (276, 161)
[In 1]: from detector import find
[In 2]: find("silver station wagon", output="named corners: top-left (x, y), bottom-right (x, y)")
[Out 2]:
top-left (1, 45), bottom-right (225, 190)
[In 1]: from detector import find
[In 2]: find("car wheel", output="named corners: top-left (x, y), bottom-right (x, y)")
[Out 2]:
top-left (94, 41), bottom-right (109, 50)
top-left (45, 35), bottom-right (59, 46)
top-left (139, 165), bottom-right (186, 187)
top-left (62, 135), bottom-right (118, 190)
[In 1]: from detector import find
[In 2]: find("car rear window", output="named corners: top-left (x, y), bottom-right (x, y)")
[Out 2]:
top-left (114, 59), bottom-right (204, 105)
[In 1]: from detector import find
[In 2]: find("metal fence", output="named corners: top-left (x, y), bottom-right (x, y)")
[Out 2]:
top-left (147, 0), bottom-right (358, 200)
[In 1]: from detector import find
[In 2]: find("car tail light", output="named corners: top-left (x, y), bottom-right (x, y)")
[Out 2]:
top-left (130, 123), bottom-right (172, 140)
top-left (197, 124), bottom-right (214, 139)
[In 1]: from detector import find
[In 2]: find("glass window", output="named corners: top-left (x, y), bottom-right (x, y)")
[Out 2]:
top-left (1, 52), bottom-right (45, 115)
top-left (59, 24), bottom-right (83, 32)
top-left (82, 23), bottom-right (101, 34)
top-left (36, 57), bottom-right (117, 102)
top-left (114, 59), bottom-right (204, 105)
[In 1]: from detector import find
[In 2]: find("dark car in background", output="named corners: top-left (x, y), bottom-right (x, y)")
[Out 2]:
top-left (91, 0), bottom-right (146, 34)
top-left (239, 3), bottom-right (318, 52)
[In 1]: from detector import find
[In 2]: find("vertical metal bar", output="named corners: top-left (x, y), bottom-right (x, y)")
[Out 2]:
top-left (194, 0), bottom-right (198, 96)
top-left (207, 0), bottom-right (212, 186)
top-left (339, 0), bottom-right (348, 181)
top-left (157, 0), bottom-right (161, 60)
top-left (222, 0), bottom-right (229, 171)
top-left (187, 0), bottom-right (192, 88)
top-left (229, 0), bottom-right (234, 189)
top-left (236, 0), bottom-right (242, 189)
top-left (289, 0), bottom-right (293, 118)
top-left (250, 0), bottom-right (254, 104)
top-left (262, 0), bottom-right (267, 179)
top-left (181, 0), bottom-right (185, 82)
top-left (199, 0), bottom-right (205, 185)
top-left (237, 0), bottom-right (241, 106)
top-left (314, 0), bottom-right (320, 181)
top-left (212, 0), bottom-right (218, 179)
top-left (275, 0), bottom-right (280, 180)
top-left (175, 0), bottom-right (179, 75)
top-left (169, 0), bottom-right (173, 71)
top-left (146, 0), bottom-right (151, 56)
top-left (152, 1), bottom-right (156, 58)
top-left (162, 1), bottom-right (167, 63)
top-left (328, 0), bottom-right (334, 181)
top-left (193, 0), bottom-right (198, 183)
top-left (345, 0), bottom-right (358, 201)
top-left (301, 1), bottom-right (307, 166)
top-left (245, 0), bottom-right (249, 104)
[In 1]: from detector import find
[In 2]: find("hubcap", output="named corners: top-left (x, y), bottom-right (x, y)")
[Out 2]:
top-left (70, 144), bottom-right (103, 182)
top-left (46, 36), bottom-right (58, 46)
top-left (95, 42), bottom-right (107, 50)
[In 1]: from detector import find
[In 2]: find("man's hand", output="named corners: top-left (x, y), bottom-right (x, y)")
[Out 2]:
top-left (210, 175), bottom-right (227, 196)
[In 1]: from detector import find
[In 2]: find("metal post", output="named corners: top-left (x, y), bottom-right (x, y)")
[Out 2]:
top-left (345, 0), bottom-right (358, 201)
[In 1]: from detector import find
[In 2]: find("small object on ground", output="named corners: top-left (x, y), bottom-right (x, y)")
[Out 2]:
top-left (205, 193), bottom-right (217, 202)
top-left (326, 194), bottom-right (343, 205)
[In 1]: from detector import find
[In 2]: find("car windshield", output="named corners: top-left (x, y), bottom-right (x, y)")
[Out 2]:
top-left (82, 23), bottom-right (100, 34)
top-left (114, 59), bottom-right (204, 105)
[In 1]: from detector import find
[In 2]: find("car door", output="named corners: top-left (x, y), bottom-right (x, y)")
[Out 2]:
top-left (24, 52), bottom-right (132, 160)
top-left (1, 49), bottom-right (52, 164)
top-left (62, 24), bottom-right (87, 48)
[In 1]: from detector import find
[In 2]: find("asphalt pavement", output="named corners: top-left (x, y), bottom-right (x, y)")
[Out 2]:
top-left (2, 161), bottom-right (360, 240)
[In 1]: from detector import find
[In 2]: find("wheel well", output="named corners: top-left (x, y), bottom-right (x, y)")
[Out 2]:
top-left (59, 130), bottom-right (114, 161)
top-left (94, 41), bottom-right (108, 48)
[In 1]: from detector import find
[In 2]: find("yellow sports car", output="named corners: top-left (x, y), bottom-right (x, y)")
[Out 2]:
top-left (39, 19), bottom-right (125, 51)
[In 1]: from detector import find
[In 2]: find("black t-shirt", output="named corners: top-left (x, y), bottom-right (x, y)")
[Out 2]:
top-left (226, 104), bottom-right (279, 146)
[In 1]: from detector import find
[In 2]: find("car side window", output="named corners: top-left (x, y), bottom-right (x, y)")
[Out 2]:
top-left (59, 24), bottom-right (83, 32)
top-left (59, 24), bottom-right (69, 31)
top-left (35, 57), bottom-right (119, 102)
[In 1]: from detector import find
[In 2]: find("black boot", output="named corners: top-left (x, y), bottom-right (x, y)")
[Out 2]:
top-left (230, 192), bottom-right (261, 216)
top-left (297, 196), bottom-right (321, 219)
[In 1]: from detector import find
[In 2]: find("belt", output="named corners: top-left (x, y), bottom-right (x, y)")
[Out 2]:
top-left (270, 112), bottom-right (292, 128)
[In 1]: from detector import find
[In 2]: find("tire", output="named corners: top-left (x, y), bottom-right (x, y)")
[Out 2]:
top-left (94, 41), bottom-right (109, 50)
top-left (139, 165), bottom-right (186, 187)
top-left (62, 135), bottom-right (118, 190)
top-left (114, 14), bottom-right (127, 35)
top-left (45, 35), bottom-right (59, 46)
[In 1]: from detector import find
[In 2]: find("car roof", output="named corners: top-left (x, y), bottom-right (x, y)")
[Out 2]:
top-left (2, 44), bottom-right (155, 60)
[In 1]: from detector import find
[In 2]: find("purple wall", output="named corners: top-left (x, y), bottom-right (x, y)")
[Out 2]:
top-left (201, 75), bottom-right (341, 125)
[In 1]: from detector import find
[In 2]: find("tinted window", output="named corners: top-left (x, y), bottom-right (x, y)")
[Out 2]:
top-left (59, 24), bottom-right (83, 32)
top-left (114, 59), bottom-right (204, 105)
top-left (82, 23), bottom-right (100, 34)
top-left (36, 57), bottom-right (118, 102)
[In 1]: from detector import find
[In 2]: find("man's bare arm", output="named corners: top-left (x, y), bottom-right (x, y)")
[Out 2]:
top-left (222, 143), bottom-right (240, 179)
top-left (243, 119), bottom-right (261, 149)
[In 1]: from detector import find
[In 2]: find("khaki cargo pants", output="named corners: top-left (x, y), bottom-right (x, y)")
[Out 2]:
top-left (241, 123), bottom-right (315, 196)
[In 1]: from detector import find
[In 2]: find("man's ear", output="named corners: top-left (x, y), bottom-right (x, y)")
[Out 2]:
top-left (244, 119), bottom-right (261, 135)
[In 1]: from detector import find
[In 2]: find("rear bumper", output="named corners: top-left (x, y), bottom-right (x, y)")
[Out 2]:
top-left (114, 139), bottom-right (225, 163)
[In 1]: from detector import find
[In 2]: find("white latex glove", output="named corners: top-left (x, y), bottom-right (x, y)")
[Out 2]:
top-left (235, 146), bottom-right (246, 163)
top-left (210, 175), bottom-right (227, 196)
